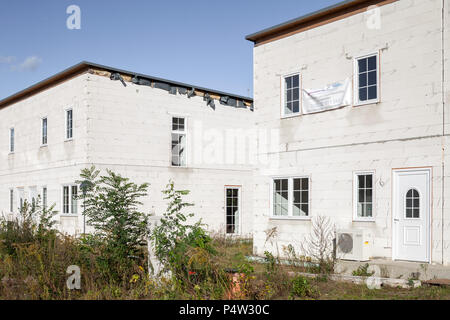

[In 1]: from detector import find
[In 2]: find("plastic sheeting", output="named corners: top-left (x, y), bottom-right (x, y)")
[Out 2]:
top-left (302, 78), bottom-right (351, 114)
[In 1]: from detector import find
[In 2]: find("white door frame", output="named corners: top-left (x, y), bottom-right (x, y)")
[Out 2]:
top-left (392, 167), bottom-right (432, 263)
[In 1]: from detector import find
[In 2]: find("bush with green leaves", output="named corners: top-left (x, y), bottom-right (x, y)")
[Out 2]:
top-left (0, 197), bottom-right (58, 257)
top-left (77, 166), bottom-right (150, 281)
top-left (150, 180), bottom-right (216, 282)
top-left (289, 275), bottom-right (318, 299)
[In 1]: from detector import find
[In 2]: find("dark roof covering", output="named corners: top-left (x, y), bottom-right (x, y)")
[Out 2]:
top-left (0, 61), bottom-right (253, 109)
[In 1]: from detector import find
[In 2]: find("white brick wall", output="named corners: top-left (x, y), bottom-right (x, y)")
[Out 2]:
top-left (0, 72), bottom-right (255, 236)
top-left (252, 0), bottom-right (450, 264)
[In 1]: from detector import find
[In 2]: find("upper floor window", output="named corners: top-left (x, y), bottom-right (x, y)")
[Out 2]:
top-left (9, 127), bottom-right (14, 153)
top-left (272, 177), bottom-right (309, 218)
top-left (283, 74), bottom-right (300, 116)
top-left (42, 117), bottom-right (48, 145)
top-left (354, 171), bottom-right (375, 221)
top-left (355, 53), bottom-right (379, 105)
top-left (66, 109), bottom-right (73, 140)
top-left (171, 117), bottom-right (186, 167)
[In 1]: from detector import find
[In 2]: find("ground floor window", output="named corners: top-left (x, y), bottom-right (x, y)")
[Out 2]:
top-left (272, 177), bottom-right (309, 217)
top-left (9, 189), bottom-right (14, 212)
top-left (42, 187), bottom-right (47, 210)
top-left (225, 187), bottom-right (240, 234)
top-left (63, 185), bottom-right (78, 214)
top-left (354, 171), bottom-right (374, 220)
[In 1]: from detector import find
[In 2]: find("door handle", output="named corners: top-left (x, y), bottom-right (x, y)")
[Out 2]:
top-left (394, 218), bottom-right (399, 222)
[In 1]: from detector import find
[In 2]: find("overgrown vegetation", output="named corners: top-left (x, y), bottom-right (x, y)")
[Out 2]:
top-left (0, 168), bottom-right (448, 300)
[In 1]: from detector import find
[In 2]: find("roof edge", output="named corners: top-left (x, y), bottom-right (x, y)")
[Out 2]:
top-left (0, 61), bottom-right (253, 109)
top-left (245, 0), bottom-right (397, 45)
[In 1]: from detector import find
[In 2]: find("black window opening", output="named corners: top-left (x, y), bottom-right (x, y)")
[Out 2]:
top-left (357, 55), bottom-right (378, 103)
top-left (226, 188), bottom-right (240, 234)
top-left (406, 189), bottom-right (420, 219)
top-left (284, 74), bottom-right (300, 115)
top-left (42, 118), bottom-right (48, 145)
top-left (66, 109), bottom-right (73, 139)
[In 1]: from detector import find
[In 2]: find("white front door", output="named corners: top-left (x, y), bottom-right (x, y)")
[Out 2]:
top-left (393, 168), bottom-right (431, 262)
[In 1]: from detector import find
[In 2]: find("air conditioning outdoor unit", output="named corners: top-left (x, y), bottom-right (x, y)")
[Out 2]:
top-left (336, 229), bottom-right (371, 261)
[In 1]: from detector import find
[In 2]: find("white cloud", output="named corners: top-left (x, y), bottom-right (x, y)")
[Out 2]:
top-left (0, 56), bottom-right (16, 64)
top-left (17, 56), bottom-right (43, 71)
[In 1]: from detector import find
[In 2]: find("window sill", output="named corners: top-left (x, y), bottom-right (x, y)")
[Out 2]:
top-left (59, 214), bottom-right (78, 217)
top-left (280, 113), bottom-right (302, 120)
top-left (40, 144), bottom-right (48, 148)
top-left (64, 138), bottom-right (73, 142)
top-left (353, 218), bottom-right (376, 223)
top-left (269, 216), bottom-right (311, 221)
top-left (170, 165), bottom-right (188, 169)
top-left (353, 99), bottom-right (379, 107)
top-left (8, 152), bottom-right (14, 155)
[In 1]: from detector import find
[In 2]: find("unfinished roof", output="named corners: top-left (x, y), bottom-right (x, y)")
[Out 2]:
top-left (245, 0), bottom-right (397, 46)
top-left (0, 61), bottom-right (253, 110)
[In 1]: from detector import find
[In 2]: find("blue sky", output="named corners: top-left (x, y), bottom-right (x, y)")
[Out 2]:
top-left (0, 0), bottom-right (341, 100)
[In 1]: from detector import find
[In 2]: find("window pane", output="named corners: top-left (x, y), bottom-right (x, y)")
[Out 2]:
top-left (63, 186), bottom-right (69, 214)
top-left (293, 203), bottom-right (301, 216)
top-left (293, 190), bottom-right (301, 204)
top-left (301, 178), bottom-right (309, 190)
top-left (406, 208), bottom-right (412, 218)
top-left (285, 77), bottom-right (292, 89)
top-left (368, 85), bottom-right (377, 100)
top-left (359, 73), bottom-right (367, 87)
top-left (358, 189), bottom-right (365, 203)
top-left (358, 58), bottom-right (367, 72)
top-left (366, 175), bottom-right (373, 188)
top-left (293, 178), bottom-right (301, 190)
top-left (368, 71), bottom-right (377, 85)
top-left (368, 56), bottom-right (377, 71)
top-left (71, 186), bottom-right (78, 214)
top-left (406, 198), bottom-right (412, 208)
top-left (281, 179), bottom-right (288, 190)
top-left (359, 88), bottom-right (367, 101)
top-left (292, 101), bottom-right (299, 113)
top-left (365, 189), bottom-right (372, 203)
top-left (366, 203), bottom-right (372, 217)
top-left (301, 204), bottom-right (309, 216)
top-left (292, 75), bottom-right (299, 88)
top-left (358, 175), bottom-right (365, 188)
top-left (413, 208), bottom-right (420, 218)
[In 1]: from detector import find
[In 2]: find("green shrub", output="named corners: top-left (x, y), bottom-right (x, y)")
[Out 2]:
top-left (289, 275), bottom-right (318, 299)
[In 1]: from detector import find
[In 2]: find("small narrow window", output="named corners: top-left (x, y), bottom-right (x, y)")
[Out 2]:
top-left (273, 179), bottom-right (289, 216)
top-left (354, 172), bottom-right (374, 219)
top-left (293, 178), bottom-right (309, 216)
top-left (42, 117), bottom-right (48, 145)
top-left (9, 128), bottom-right (14, 153)
top-left (283, 74), bottom-right (300, 116)
top-left (66, 109), bottom-right (73, 139)
top-left (171, 117), bottom-right (186, 167)
top-left (17, 188), bottom-right (24, 211)
top-left (405, 189), bottom-right (420, 219)
top-left (355, 54), bottom-right (379, 104)
top-left (225, 187), bottom-right (240, 234)
top-left (71, 186), bottom-right (78, 214)
top-left (42, 187), bottom-right (47, 210)
top-left (63, 186), bottom-right (69, 214)
top-left (9, 189), bottom-right (14, 212)
top-left (63, 185), bottom-right (77, 214)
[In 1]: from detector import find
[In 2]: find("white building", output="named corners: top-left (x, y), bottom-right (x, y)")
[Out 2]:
top-left (0, 62), bottom-right (254, 236)
top-left (247, 0), bottom-right (450, 265)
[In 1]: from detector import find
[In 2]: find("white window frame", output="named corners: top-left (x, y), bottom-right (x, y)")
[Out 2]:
top-left (354, 52), bottom-right (380, 106)
top-left (171, 116), bottom-right (187, 167)
top-left (41, 116), bottom-right (48, 146)
top-left (270, 176), bottom-right (311, 220)
top-left (281, 72), bottom-right (301, 118)
top-left (61, 184), bottom-right (78, 215)
top-left (9, 127), bottom-right (15, 153)
top-left (65, 108), bottom-right (73, 141)
top-left (225, 186), bottom-right (241, 235)
top-left (353, 171), bottom-right (376, 222)
top-left (42, 186), bottom-right (48, 210)
top-left (9, 188), bottom-right (14, 213)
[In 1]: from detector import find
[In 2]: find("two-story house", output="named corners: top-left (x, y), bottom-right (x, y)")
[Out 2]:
top-left (0, 62), bottom-right (254, 236)
top-left (247, 0), bottom-right (449, 265)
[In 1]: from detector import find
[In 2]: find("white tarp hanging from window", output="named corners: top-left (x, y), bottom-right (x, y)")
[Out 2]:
top-left (302, 78), bottom-right (352, 114)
